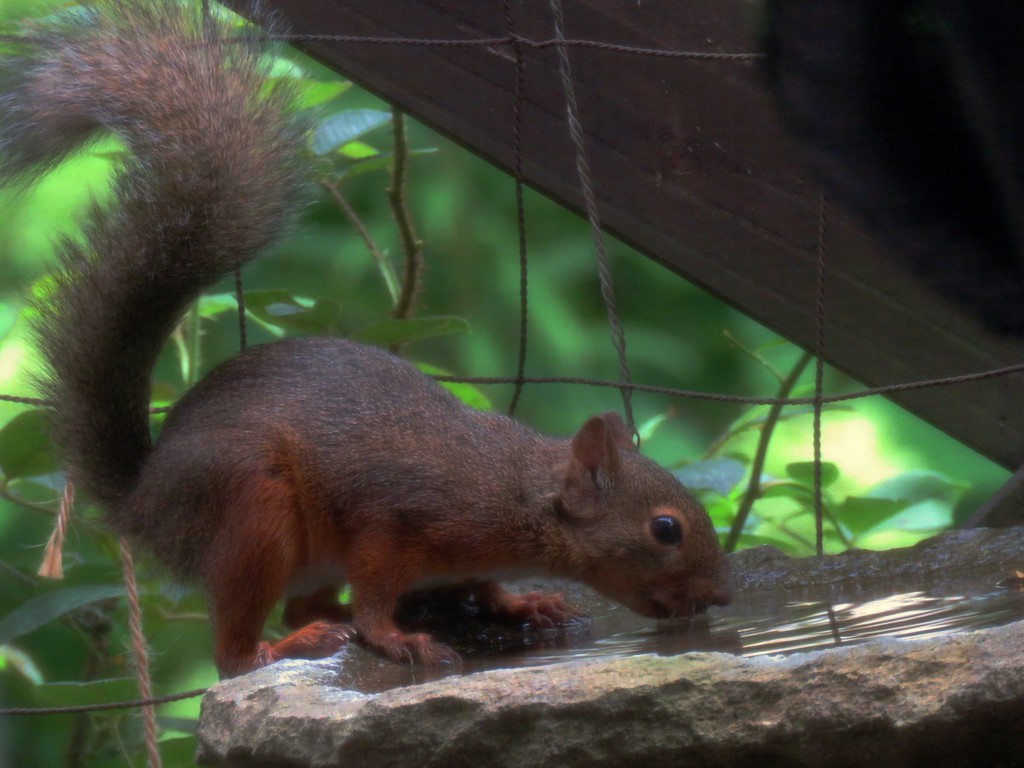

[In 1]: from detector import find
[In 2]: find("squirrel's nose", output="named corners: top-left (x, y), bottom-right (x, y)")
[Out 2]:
top-left (709, 562), bottom-right (733, 607)
top-left (709, 585), bottom-right (732, 607)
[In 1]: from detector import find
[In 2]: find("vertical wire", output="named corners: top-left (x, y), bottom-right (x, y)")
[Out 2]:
top-left (234, 270), bottom-right (247, 353)
top-left (548, 0), bottom-right (637, 440)
top-left (813, 189), bottom-right (829, 556)
top-left (503, 0), bottom-right (530, 416)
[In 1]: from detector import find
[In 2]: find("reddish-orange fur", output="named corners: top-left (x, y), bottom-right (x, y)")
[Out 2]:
top-left (206, 471), bottom-right (301, 676)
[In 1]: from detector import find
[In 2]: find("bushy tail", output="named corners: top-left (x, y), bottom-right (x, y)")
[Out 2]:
top-left (0, 1), bottom-right (307, 509)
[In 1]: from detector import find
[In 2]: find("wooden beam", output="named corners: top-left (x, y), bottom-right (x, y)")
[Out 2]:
top-left (240, 0), bottom-right (1024, 470)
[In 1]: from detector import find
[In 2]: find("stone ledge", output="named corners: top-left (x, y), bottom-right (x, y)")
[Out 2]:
top-left (197, 617), bottom-right (1024, 768)
top-left (197, 527), bottom-right (1024, 767)
top-left (729, 526), bottom-right (1024, 593)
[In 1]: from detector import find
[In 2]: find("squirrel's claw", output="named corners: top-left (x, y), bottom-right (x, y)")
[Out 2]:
top-left (256, 620), bottom-right (356, 668)
top-left (374, 630), bottom-right (462, 666)
top-left (489, 588), bottom-right (589, 629)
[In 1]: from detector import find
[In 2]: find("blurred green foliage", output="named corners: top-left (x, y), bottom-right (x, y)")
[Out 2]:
top-left (0, 2), bottom-right (1010, 766)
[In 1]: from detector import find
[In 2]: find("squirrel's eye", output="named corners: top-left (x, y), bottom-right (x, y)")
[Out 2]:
top-left (650, 516), bottom-right (683, 547)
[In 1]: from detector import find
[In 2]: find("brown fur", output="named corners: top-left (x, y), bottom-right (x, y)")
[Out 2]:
top-left (3, 0), bottom-right (731, 677)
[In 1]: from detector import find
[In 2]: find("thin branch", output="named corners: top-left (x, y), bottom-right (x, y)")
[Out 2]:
top-left (0, 485), bottom-right (55, 517)
top-left (0, 556), bottom-right (36, 587)
top-left (387, 109), bottom-right (424, 324)
top-left (1, 484), bottom-right (103, 543)
top-left (319, 179), bottom-right (400, 304)
top-left (725, 351), bottom-right (813, 552)
top-left (185, 303), bottom-right (202, 387)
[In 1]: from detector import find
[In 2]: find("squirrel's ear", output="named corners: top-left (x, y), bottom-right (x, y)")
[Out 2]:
top-left (598, 412), bottom-right (637, 452)
top-left (561, 414), bottom-right (630, 520)
top-left (570, 414), bottom-right (623, 477)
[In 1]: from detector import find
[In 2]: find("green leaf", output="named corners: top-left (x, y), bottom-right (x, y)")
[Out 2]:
top-left (857, 498), bottom-right (955, 535)
top-left (416, 363), bottom-right (492, 411)
top-left (35, 678), bottom-right (139, 709)
top-left (265, 56), bottom-right (305, 79)
top-left (864, 470), bottom-right (968, 505)
top-left (202, 2), bottom-right (243, 27)
top-left (0, 410), bottom-right (56, 480)
top-left (833, 496), bottom-right (907, 536)
top-left (637, 413), bottom-right (669, 443)
top-left (196, 293), bottom-right (240, 321)
top-left (3, 477), bottom-right (64, 510)
top-left (785, 461), bottom-right (840, 489)
top-left (840, 472), bottom-right (966, 539)
top-left (759, 480), bottom-right (812, 501)
top-left (198, 292), bottom-right (292, 338)
top-left (296, 79), bottom-right (352, 109)
top-left (336, 148), bottom-right (438, 181)
top-left (854, 529), bottom-right (936, 551)
top-left (0, 644), bottom-right (44, 685)
top-left (351, 316), bottom-right (469, 347)
top-left (243, 290), bottom-right (341, 335)
top-left (160, 735), bottom-right (200, 768)
top-left (674, 458), bottom-right (746, 497)
top-left (338, 140), bottom-right (379, 160)
top-left (0, 585), bottom-right (123, 645)
top-left (312, 109), bottom-right (391, 155)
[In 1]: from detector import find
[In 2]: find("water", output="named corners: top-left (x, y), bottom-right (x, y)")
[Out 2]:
top-left (325, 567), bottom-right (1024, 692)
top-left (721, 588), bottom-right (1024, 657)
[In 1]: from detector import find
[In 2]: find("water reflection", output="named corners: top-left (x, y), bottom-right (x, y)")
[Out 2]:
top-left (321, 572), bottom-right (1024, 694)
top-left (726, 589), bottom-right (1024, 657)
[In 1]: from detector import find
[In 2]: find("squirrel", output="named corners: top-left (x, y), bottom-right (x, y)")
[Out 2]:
top-left (1, 0), bottom-right (732, 677)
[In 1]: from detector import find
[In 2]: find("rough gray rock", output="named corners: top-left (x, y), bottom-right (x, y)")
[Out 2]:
top-left (196, 527), bottom-right (1024, 768)
top-left (197, 619), bottom-right (1024, 768)
top-left (729, 525), bottom-right (1024, 592)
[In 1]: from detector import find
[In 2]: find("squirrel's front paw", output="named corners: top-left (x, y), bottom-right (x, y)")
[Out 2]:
top-left (260, 620), bottom-right (356, 666)
top-left (491, 589), bottom-right (588, 629)
top-left (374, 631), bottom-right (461, 665)
top-left (248, 618), bottom-right (356, 671)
